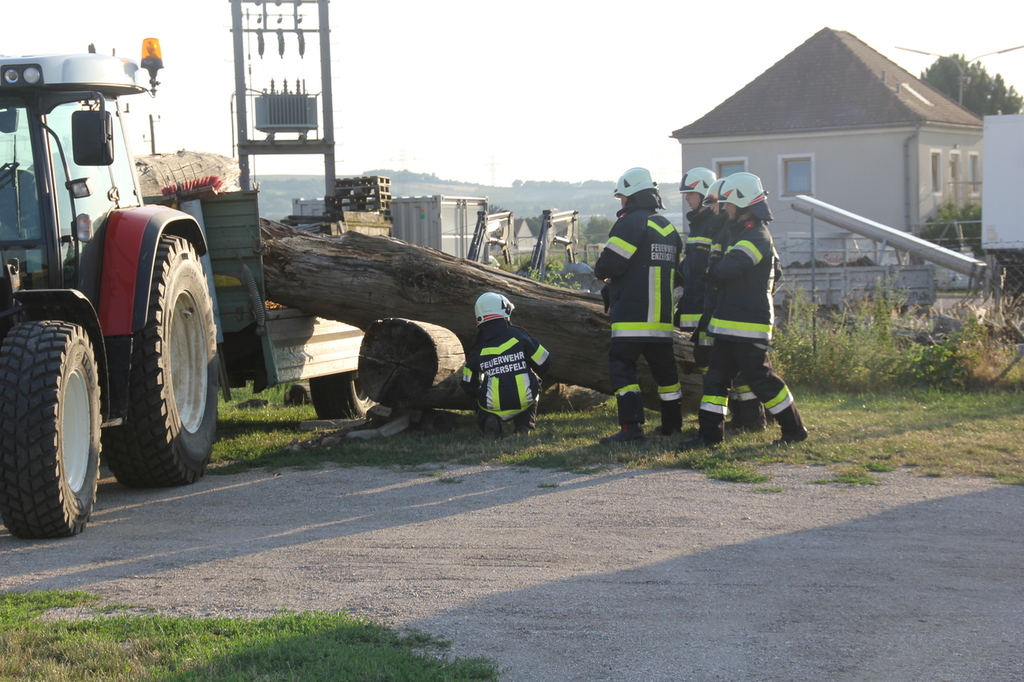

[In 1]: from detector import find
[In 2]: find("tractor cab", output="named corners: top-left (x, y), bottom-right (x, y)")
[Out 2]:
top-left (0, 50), bottom-right (155, 323)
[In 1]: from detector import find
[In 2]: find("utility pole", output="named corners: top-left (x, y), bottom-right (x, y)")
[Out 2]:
top-left (149, 114), bottom-right (160, 154)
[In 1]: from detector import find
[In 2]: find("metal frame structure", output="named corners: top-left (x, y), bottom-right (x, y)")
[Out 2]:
top-left (230, 0), bottom-right (336, 197)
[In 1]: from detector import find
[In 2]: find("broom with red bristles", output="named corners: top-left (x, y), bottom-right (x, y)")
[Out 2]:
top-left (160, 175), bottom-right (225, 202)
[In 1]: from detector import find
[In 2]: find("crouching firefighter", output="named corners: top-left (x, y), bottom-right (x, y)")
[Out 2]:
top-left (596, 167), bottom-right (684, 444)
top-left (461, 292), bottom-right (552, 437)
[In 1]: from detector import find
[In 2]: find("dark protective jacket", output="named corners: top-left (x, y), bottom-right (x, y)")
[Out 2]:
top-left (705, 216), bottom-right (780, 344)
top-left (461, 319), bottom-right (552, 419)
top-left (594, 189), bottom-right (682, 342)
top-left (674, 206), bottom-right (716, 332)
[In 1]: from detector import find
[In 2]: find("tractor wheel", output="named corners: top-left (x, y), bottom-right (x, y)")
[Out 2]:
top-left (0, 321), bottom-right (101, 538)
top-left (102, 235), bottom-right (219, 488)
top-left (309, 371), bottom-right (374, 419)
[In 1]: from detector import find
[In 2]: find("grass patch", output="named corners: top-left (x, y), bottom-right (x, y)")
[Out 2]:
top-left (211, 385), bottom-right (1024, 485)
top-left (703, 461), bottom-right (772, 483)
top-left (0, 591), bottom-right (498, 682)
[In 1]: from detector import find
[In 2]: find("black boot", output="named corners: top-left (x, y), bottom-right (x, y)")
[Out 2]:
top-left (679, 410), bottom-right (724, 450)
top-left (658, 399), bottom-right (682, 436)
top-left (773, 405), bottom-right (808, 444)
top-left (482, 414), bottom-right (502, 439)
top-left (727, 397), bottom-right (767, 433)
top-left (600, 423), bottom-right (645, 444)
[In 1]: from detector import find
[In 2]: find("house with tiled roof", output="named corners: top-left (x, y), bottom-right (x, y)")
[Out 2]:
top-left (671, 27), bottom-right (983, 264)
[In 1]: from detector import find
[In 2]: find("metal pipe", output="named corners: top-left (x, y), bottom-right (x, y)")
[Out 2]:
top-left (791, 195), bottom-right (987, 280)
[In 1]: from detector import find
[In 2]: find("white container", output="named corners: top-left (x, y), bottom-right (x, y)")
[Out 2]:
top-left (390, 195), bottom-right (488, 258)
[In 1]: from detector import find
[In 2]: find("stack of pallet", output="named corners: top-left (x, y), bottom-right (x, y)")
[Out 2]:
top-left (327, 176), bottom-right (392, 217)
top-left (315, 175), bottom-right (392, 237)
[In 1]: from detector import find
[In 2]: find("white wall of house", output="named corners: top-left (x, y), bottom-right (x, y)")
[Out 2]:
top-left (677, 124), bottom-right (982, 264)
top-left (914, 125), bottom-right (984, 226)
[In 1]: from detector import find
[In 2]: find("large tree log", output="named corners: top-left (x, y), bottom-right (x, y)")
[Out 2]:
top-left (260, 222), bottom-right (702, 411)
top-left (358, 317), bottom-right (611, 413)
top-left (358, 318), bottom-right (475, 410)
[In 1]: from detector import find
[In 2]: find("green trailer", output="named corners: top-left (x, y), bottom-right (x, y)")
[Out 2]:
top-left (187, 190), bottom-right (371, 418)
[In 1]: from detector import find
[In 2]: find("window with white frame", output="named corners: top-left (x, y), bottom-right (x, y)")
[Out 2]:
top-left (949, 151), bottom-right (962, 203)
top-left (714, 158), bottom-right (746, 178)
top-left (930, 150), bottom-right (942, 194)
top-left (780, 155), bottom-right (813, 196)
top-left (968, 152), bottom-right (980, 195)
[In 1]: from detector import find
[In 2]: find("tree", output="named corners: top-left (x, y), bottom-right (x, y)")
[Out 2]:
top-left (582, 216), bottom-right (614, 246)
top-left (920, 200), bottom-right (983, 256)
top-left (921, 55), bottom-right (1023, 115)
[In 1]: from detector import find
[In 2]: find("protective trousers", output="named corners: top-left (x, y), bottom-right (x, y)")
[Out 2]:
top-left (698, 339), bottom-right (803, 442)
top-left (728, 382), bottom-right (768, 431)
top-left (476, 399), bottom-right (538, 433)
top-left (608, 340), bottom-right (682, 430)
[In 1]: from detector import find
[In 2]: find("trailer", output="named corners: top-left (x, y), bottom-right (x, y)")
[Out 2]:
top-left (788, 196), bottom-right (988, 308)
top-left (190, 190), bottom-right (369, 419)
top-left (982, 114), bottom-right (1024, 298)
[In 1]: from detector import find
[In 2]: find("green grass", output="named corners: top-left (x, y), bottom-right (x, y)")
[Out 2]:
top-left (212, 385), bottom-right (1024, 486)
top-left (0, 591), bottom-right (498, 682)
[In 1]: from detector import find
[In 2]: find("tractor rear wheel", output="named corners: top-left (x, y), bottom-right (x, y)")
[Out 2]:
top-left (102, 235), bottom-right (219, 487)
top-left (0, 321), bottom-right (101, 538)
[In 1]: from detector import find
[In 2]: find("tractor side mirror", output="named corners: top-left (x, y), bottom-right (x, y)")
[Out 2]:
top-left (0, 108), bottom-right (18, 135)
top-left (71, 110), bottom-right (115, 166)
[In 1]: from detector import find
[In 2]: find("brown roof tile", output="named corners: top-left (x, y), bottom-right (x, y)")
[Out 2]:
top-left (672, 28), bottom-right (982, 139)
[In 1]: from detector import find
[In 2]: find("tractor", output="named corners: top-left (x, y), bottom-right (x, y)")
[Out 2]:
top-left (0, 42), bottom-right (219, 538)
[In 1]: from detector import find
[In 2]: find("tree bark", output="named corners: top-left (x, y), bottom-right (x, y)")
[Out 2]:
top-left (260, 221), bottom-right (703, 410)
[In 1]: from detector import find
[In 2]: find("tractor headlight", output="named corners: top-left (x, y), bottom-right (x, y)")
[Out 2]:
top-left (75, 214), bottom-right (94, 243)
top-left (1, 64), bottom-right (44, 87)
top-left (67, 177), bottom-right (92, 199)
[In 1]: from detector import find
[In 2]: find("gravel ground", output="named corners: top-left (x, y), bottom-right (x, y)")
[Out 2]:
top-left (2, 463), bottom-right (1022, 681)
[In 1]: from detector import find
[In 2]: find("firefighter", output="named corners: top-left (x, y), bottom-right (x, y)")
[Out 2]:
top-left (674, 167), bottom-right (717, 336)
top-left (595, 167), bottom-right (683, 444)
top-left (698, 177), bottom-right (769, 433)
top-left (461, 292), bottom-right (552, 437)
top-left (680, 172), bottom-right (807, 449)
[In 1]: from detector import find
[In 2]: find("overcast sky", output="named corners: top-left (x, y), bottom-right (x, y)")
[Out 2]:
top-left (6, 0), bottom-right (1024, 189)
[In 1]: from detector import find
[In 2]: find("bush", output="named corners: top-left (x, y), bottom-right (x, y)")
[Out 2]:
top-left (774, 282), bottom-right (909, 392)
top-left (772, 284), bottom-right (1024, 393)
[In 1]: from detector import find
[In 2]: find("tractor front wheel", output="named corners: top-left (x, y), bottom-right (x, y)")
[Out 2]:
top-left (0, 321), bottom-right (101, 538)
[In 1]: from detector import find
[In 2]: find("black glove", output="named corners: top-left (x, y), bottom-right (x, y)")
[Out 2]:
top-left (600, 285), bottom-right (610, 314)
top-left (704, 263), bottom-right (722, 289)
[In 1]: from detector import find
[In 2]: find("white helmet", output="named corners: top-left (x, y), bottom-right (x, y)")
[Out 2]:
top-left (679, 167), bottom-right (716, 197)
top-left (718, 172), bottom-right (767, 209)
top-left (475, 292), bottom-right (514, 325)
top-left (702, 178), bottom-right (726, 206)
top-left (614, 167), bottom-right (656, 197)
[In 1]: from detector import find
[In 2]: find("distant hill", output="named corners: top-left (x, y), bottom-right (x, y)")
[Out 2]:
top-left (252, 169), bottom-right (685, 223)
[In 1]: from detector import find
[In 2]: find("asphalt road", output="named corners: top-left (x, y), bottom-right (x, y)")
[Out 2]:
top-left (2, 464), bottom-right (1021, 681)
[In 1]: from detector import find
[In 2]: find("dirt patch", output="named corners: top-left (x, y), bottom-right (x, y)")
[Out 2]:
top-left (2, 464), bottom-right (1021, 681)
